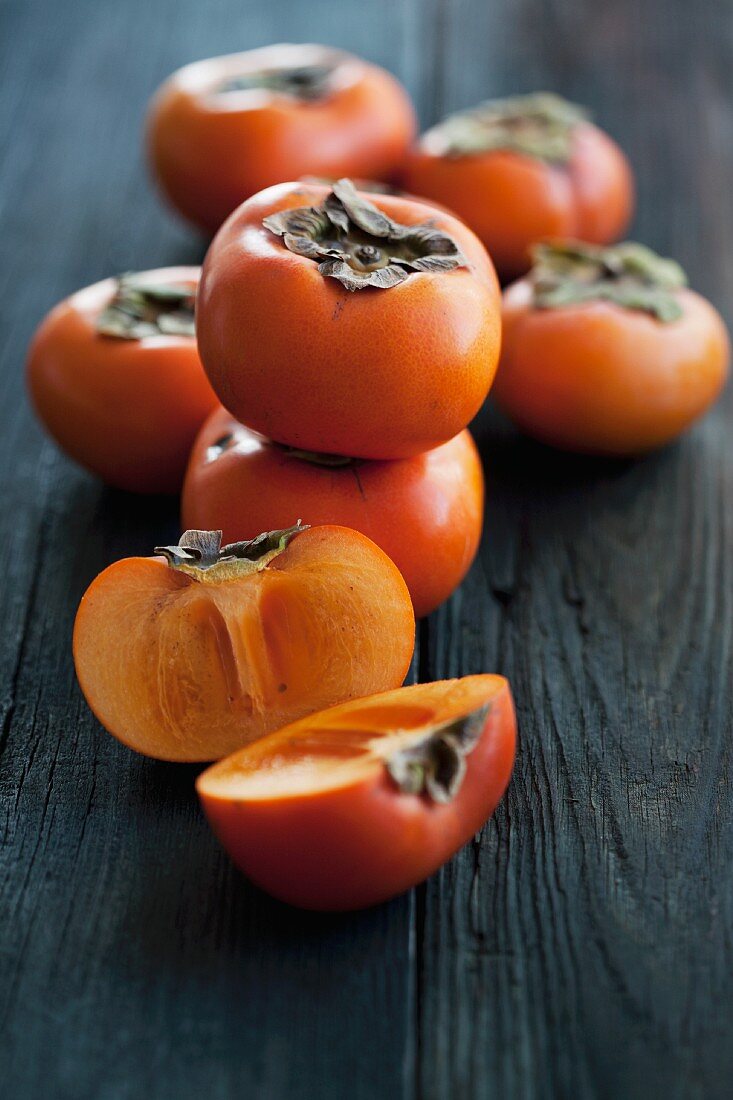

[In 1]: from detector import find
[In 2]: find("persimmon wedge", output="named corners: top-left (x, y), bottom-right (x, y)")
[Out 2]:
top-left (197, 674), bottom-right (516, 910)
top-left (73, 524), bottom-right (414, 762)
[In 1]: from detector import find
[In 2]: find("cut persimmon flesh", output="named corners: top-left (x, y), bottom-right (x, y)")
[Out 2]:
top-left (73, 524), bottom-right (414, 762)
top-left (197, 674), bottom-right (516, 910)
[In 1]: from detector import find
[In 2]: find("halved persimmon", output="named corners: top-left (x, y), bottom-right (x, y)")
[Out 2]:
top-left (197, 674), bottom-right (516, 911)
top-left (73, 524), bottom-right (414, 762)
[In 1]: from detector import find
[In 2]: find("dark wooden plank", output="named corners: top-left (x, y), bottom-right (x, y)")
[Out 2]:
top-left (0, 3), bottom-right (422, 1098)
top-left (414, 2), bottom-right (733, 1098)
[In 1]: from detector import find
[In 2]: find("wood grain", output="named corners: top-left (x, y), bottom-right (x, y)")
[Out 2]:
top-left (1, 1), bottom-right (732, 1097)
top-left (414, 3), bottom-right (733, 1098)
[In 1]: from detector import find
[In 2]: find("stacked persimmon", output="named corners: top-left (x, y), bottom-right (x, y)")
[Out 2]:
top-left (186, 175), bottom-right (501, 617)
top-left (25, 43), bottom-right (731, 910)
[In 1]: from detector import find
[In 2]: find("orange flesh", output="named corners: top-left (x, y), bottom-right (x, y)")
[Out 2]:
top-left (199, 675), bottom-right (504, 801)
top-left (73, 526), bottom-right (415, 762)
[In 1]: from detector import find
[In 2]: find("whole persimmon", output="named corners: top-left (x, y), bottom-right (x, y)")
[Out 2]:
top-left (196, 178), bottom-right (501, 459)
top-left (198, 674), bottom-right (516, 910)
top-left (494, 241), bottom-right (730, 455)
top-left (73, 524), bottom-right (415, 762)
top-left (27, 268), bottom-right (217, 494)
top-left (182, 406), bottom-right (485, 617)
top-left (401, 93), bottom-right (634, 282)
top-left (147, 44), bottom-right (416, 234)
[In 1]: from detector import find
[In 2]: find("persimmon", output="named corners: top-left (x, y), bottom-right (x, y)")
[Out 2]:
top-left (27, 268), bottom-right (217, 494)
top-left (196, 178), bottom-right (501, 459)
top-left (197, 674), bottom-right (516, 911)
top-left (181, 407), bottom-right (485, 618)
top-left (401, 93), bottom-right (634, 282)
top-left (73, 524), bottom-right (414, 762)
top-left (146, 44), bottom-right (416, 234)
top-left (493, 241), bottom-right (730, 455)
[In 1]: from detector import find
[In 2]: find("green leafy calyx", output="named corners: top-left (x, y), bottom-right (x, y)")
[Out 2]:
top-left (96, 273), bottom-right (196, 340)
top-left (531, 241), bottom-right (687, 322)
top-left (428, 92), bottom-right (587, 163)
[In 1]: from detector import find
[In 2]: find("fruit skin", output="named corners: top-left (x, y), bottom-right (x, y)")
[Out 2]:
top-left (146, 44), bottom-right (417, 234)
top-left (182, 407), bottom-right (485, 618)
top-left (401, 122), bottom-right (634, 282)
top-left (26, 268), bottom-right (217, 494)
top-left (197, 675), bottom-right (516, 911)
top-left (493, 280), bottom-right (730, 455)
top-left (196, 181), bottom-right (501, 460)
top-left (73, 525), bottom-right (414, 763)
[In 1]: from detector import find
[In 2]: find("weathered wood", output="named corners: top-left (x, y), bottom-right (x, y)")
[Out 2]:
top-left (1, 0), bottom-right (732, 1097)
top-left (414, 2), bottom-right (733, 1098)
top-left (0, 3), bottom-right (416, 1098)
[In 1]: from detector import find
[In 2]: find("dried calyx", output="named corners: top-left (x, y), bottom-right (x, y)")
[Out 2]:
top-left (155, 524), bottom-right (307, 583)
top-left (216, 63), bottom-right (337, 100)
top-left (430, 92), bottom-right (587, 163)
top-left (263, 178), bottom-right (467, 291)
top-left (385, 702), bottom-right (490, 804)
top-left (96, 273), bottom-right (196, 340)
top-left (279, 445), bottom-right (355, 468)
top-left (531, 241), bottom-right (687, 322)
top-left (204, 433), bottom-right (355, 468)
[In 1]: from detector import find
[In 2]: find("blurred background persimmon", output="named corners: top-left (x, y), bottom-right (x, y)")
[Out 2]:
top-left (402, 93), bottom-right (634, 282)
top-left (147, 44), bottom-right (416, 233)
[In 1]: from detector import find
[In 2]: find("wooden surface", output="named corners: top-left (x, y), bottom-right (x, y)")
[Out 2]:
top-left (2, 1), bottom-right (732, 1097)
